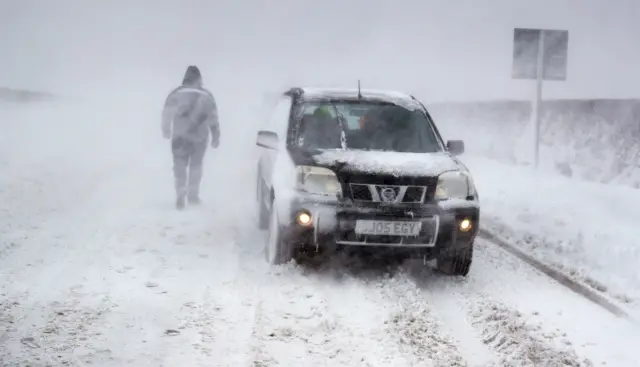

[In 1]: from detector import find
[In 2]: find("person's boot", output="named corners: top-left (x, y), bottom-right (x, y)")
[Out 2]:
top-left (176, 196), bottom-right (186, 210)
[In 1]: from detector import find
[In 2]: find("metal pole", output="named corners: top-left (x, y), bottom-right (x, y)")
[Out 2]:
top-left (532, 30), bottom-right (545, 168)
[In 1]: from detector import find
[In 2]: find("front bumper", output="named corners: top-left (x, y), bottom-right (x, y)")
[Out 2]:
top-left (282, 194), bottom-right (480, 260)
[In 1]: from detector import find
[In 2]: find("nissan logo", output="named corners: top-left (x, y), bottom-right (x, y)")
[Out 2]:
top-left (380, 187), bottom-right (397, 202)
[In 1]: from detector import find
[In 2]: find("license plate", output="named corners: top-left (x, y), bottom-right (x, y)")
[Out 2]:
top-left (354, 220), bottom-right (422, 236)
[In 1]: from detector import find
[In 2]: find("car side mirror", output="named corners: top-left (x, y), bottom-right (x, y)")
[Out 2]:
top-left (446, 140), bottom-right (464, 156)
top-left (256, 130), bottom-right (279, 150)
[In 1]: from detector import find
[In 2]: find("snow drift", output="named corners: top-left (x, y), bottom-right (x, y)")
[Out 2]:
top-left (429, 99), bottom-right (640, 188)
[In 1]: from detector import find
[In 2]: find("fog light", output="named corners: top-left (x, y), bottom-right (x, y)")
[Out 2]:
top-left (459, 218), bottom-right (472, 232)
top-left (296, 211), bottom-right (312, 226)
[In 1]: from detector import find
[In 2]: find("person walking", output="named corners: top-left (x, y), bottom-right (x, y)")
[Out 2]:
top-left (161, 65), bottom-right (220, 209)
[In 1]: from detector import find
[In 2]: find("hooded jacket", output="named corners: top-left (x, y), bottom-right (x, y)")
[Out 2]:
top-left (161, 66), bottom-right (220, 144)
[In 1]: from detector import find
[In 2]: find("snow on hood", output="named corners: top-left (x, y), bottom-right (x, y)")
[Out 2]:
top-left (312, 149), bottom-right (460, 177)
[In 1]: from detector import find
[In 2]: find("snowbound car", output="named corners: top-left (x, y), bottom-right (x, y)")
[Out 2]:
top-left (255, 87), bottom-right (479, 276)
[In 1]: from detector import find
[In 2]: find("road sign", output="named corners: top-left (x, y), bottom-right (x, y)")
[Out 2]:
top-left (511, 28), bottom-right (569, 168)
top-left (512, 28), bottom-right (569, 81)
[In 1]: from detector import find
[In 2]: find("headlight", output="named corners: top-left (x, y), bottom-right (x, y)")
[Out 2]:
top-left (295, 165), bottom-right (342, 196)
top-left (435, 171), bottom-right (475, 199)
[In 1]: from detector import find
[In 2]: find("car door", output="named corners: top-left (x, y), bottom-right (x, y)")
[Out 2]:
top-left (258, 94), bottom-right (293, 199)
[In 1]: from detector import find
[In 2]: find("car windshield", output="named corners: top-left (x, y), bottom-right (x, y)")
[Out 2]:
top-left (296, 101), bottom-right (443, 153)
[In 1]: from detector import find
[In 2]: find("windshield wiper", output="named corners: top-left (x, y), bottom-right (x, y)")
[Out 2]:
top-left (329, 102), bottom-right (348, 150)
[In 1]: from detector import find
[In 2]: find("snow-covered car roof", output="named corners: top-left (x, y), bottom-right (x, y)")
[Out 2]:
top-left (295, 87), bottom-right (424, 111)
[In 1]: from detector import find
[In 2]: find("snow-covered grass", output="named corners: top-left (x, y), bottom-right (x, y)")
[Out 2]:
top-left (431, 101), bottom-right (640, 189)
top-left (464, 155), bottom-right (640, 314)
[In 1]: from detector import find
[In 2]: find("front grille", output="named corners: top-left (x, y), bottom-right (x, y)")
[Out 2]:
top-left (338, 171), bottom-right (438, 204)
top-left (350, 184), bottom-right (372, 201)
top-left (349, 183), bottom-right (426, 203)
top-left (404, 186), bottom-right (424, 201)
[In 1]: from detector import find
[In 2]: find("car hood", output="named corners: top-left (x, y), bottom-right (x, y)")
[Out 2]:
top-left (310, 149), bottom-right (461, 177)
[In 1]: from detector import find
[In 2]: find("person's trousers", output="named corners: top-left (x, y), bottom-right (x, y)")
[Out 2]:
top-left (171, 137), bottom-right (208, 199)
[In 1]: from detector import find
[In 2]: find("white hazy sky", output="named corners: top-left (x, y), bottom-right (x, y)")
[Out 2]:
top-left (1, 0), bottom-right (639, 102)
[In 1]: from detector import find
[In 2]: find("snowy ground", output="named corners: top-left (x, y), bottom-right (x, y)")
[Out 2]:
top-left (2, 99), bottom-right (640, 366)
top-left (465, 156), bottom-right (640, 317)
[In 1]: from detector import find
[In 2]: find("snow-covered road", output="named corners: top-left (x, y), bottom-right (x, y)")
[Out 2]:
top-left (1, 100), bottom-right (640, 366)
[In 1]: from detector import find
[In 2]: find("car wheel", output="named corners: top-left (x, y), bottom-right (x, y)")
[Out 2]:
top-left (265, 203), bottom-right (293, 265)
top-left (436, 246), bottom-right (473, 276)
top-left (256, 176), bottom-right (269, 230)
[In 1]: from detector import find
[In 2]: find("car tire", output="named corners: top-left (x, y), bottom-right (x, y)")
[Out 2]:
top-left (436, 246), bottom-right (473, 276)
top-left (265, 202), bottom-right (293, 265)
top-left (256, 175), bottom-right (269, 230)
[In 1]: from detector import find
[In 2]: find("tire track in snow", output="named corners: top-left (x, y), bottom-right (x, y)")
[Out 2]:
top-left (403, 240), bottom-right (600, 367)
top-left (468, 296), bottom-right (592, 367)
top-left (237, 224), bottom-right (491, 366)
top-left (379, 270), bottom-right (493, 367)
top-left (248, 264), bottom-right (408, 366)
top-left (235, 219), bottom-right (477, 366)
top-left (377, 274), bottom-right (469, 366)
top-left (407, 273), bottom-right (593, 366)
top-left (245, 258), bottom-right (471, 367)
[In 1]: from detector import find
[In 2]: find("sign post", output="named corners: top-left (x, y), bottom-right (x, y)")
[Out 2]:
top-left (512, 28), bottom-right (569, 168)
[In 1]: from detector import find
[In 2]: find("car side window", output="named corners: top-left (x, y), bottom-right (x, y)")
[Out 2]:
top-left (267, 96), bottom-right (293, 138)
